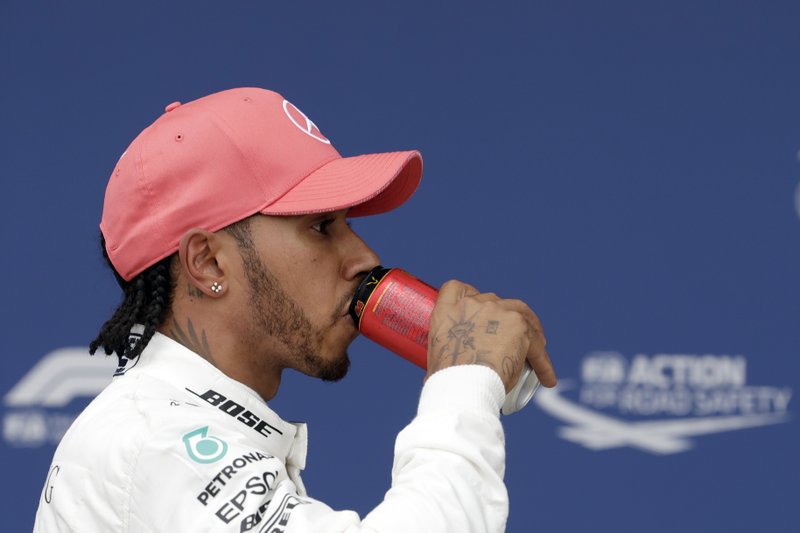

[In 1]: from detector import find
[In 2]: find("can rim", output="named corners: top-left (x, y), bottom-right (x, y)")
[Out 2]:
top-left (348, 266), bottom-right (394, 328)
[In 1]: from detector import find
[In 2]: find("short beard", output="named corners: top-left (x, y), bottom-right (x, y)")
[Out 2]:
top-left (229, 219), bottom-right (350, 382)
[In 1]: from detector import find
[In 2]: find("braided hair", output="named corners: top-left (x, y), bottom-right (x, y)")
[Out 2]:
top-left (89, 218), bottom-right (252, 362)
top-left (89, 234), bottom-right (176, 362)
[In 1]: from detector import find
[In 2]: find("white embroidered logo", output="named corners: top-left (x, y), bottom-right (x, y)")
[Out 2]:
top-left (282, 100), bottom-right (331, 144)
top-left (535, 351), bottom-right (792, 455)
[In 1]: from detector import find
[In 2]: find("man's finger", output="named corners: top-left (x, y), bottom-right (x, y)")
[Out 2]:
top-left (527, 342), bottom-right (557, 388)
top-left (437, 280), bottom-right (480, 305)
top-left (500, 299), bottom-right (544, 332)
top-left (468, 292), bottom-right (499, 303)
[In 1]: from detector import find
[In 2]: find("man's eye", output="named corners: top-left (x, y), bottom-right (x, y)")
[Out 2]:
top-left (312, 219), bottom-right (334, 234)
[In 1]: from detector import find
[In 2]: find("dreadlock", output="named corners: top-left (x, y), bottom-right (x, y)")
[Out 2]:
top-left (89, 234), bottom-right (176, 362)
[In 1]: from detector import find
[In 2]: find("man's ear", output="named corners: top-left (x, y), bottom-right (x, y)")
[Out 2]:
top-left (177, 229), bottom-right (228, 297)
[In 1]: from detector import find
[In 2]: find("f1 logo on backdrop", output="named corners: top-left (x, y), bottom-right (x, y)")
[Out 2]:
top-left (3, 349), bottom-right (115, 447)
top-left (535, 351), bottom-right (793, 454)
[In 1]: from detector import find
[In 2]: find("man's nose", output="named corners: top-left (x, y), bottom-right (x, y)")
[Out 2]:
top-left (341, 231), bottom-right (381, 281)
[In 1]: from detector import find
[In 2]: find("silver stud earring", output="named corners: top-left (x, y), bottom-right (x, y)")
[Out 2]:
top-left (210, 282), bottom-right (223, 294)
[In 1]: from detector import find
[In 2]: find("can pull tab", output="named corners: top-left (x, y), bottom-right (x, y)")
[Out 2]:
top-left (501, 363), bottom-right (539, 415)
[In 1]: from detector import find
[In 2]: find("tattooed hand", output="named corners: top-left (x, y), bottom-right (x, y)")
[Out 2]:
top-left (426, 280), bottom-right (557, 393)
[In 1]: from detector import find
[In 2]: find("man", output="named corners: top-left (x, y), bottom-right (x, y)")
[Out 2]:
top-left (33, 87), bottom-right (556, 532)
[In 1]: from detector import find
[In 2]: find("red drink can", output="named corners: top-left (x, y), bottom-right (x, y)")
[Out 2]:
top-left (349, 266), bottom-right (541, 415)
top-left (348, 267), bottom-right (435, 369)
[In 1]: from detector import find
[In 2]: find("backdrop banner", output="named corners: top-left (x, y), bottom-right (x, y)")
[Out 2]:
top-left (2, 2), bottom-right (798, 532)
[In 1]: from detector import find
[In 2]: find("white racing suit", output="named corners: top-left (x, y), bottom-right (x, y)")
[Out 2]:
top-left (33, 332), bottom-right (509, 532)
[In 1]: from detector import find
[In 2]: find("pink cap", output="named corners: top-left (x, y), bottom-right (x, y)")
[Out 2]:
top-left (100, 88), bottom-right (423, 281)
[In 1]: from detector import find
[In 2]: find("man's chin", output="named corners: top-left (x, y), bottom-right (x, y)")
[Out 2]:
top-left (303, 351), bottom-right (351, 382)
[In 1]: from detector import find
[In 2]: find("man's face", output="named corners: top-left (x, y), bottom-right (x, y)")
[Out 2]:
top-left (231, 210), bottom-right (380, 381)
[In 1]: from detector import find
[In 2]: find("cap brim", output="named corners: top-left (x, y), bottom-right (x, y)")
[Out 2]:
top-left (261, 150), bottom-right (422, 217)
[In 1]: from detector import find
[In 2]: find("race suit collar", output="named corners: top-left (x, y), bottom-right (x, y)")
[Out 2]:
top-left (117, 331), bottom-right (307, 472)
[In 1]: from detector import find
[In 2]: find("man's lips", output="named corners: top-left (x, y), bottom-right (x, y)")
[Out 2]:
top-left (341, 274), bottom-right (368, 318)
top-left (339, 307), bottom-right (357, 334)
top-left (340, 306), bottom-right (357, 329)
top-left (340, 286), bottom-right (361, 317)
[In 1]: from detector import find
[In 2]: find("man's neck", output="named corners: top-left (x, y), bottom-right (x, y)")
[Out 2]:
top-left (159, 312), bottom-right (283, 401)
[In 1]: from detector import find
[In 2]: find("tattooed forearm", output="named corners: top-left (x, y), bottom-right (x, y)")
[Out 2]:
top-left (169, 318), bottom-right (213, 361)
top-left (425, 286), bottom-right (543, 390)
top-left (473, 349), bottom-right (493, 366)
top-left (446, 309), bottom-right (479, 359)
top-left (475, 350), bottom-right (516, 382)
top-left (427, 308), bottom-right (526, 389)
top-left (429, 310), bottom-right (477, 373)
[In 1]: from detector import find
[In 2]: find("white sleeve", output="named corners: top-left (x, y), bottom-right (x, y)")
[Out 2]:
top-left (128, 365), bottom-right (507, 533)
top-left (362, 365), bottom-right (508, 533)
top-left (282, 365), bottom-right (509, 533)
